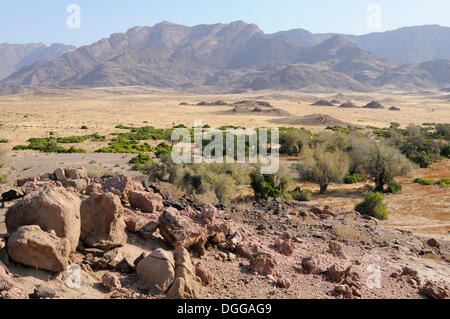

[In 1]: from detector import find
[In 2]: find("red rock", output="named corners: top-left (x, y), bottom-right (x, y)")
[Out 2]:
top-left (274, 239), bottom-right (293, 256)
top-left (102, 272), bottom-right (122, 292)
top-left (326, 263), bottom-right (352, 283)
top-left (420, 281), bottom-right (448, 299)
top-left (236, 244), bottom-right (253, 259)
top-left (250, 253), bottom-right (277, 276)
top-left (195, 262), bottom-right (214, 285)
top-left (125, 215), bottom-right (147, 233)
top-left (276, 277), bottom-right (291, 289)
top-left (128, 190), bottom-right (163, 213)
top-left (301, 255), bottom-right (329, 275)
top-left (201, 206), bottom-right (217, 225)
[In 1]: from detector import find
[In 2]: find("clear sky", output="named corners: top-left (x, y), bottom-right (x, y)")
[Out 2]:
top-left (1, 0), bottom-right (449, 47)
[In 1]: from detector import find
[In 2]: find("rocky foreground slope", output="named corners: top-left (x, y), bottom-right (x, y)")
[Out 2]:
top-left (0, 167), bottom-right (448, 299)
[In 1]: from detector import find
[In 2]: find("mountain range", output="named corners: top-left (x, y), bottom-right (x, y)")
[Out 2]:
top-left (1, 21), bottom-right (449, 93)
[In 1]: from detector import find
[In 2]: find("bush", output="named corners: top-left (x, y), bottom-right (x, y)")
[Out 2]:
top-left (413, 178), bottom-right (435, 186)
top-left (0, 139), bottom-right (8, 143)
top-left (435, 178), bottom-right (450, 187)
top-left (344, 173), bottom-right (364, 184)
top-left (386, 180), bottom-right (402, 194)
top-left (440, 143), bottom-right (450, 158)
top-left (355, 192), bottom-right (389, 220)
top-left (290, 187), bottom-right (311, 201)
top-left (250, 168), bottom-right (291, 200)
top-left (129, 153), bottom-right (154, 171)
top-left (81, 126), bottom-right (88, 130)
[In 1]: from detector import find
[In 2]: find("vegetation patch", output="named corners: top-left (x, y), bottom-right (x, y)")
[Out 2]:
top-left (355, 192), bottom-right (389, 220)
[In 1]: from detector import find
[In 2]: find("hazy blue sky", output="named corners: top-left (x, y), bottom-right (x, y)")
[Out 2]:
top-left (1, 0), bottom-right (449, 46)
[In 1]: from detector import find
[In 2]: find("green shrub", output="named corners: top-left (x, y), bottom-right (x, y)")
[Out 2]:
top-left (250, 169), bottom-right (291, 200)
top-left (355, 192), bottom-right (389, 220)
top-left (290, 187), bottom-right (312, 201)
top-left (440, 143), bottom-right (450, 158)
top-left (386, 180), bottom-right (402, 194)
top-left (413, 178), bottom-right (435, 185)
top-left (344, 173), bottom-right (364, 184)
top-left (434, 178), bottom-right (450, 187)
top-left (81, 125), bottom-right (88, 130)
top-left (129, 153), bottom-right (154, 171)
top-left (0, 139), bottom-right (8, 143)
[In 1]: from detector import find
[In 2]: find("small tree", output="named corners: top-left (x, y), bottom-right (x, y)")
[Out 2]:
top-left (296, 146), bottom-right (349, 193)
top-left (355, 192), bottom-right (389, 220)
top-left (279, 130), bottom-right (310, 156)
top-left (350, 139), bottom-right (412, 192)
top-left (250, 166), bottom-right (291, 199)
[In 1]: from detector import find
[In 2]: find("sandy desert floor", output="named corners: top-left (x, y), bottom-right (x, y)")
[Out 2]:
top-left (0, 86), bottom-right (449, 240)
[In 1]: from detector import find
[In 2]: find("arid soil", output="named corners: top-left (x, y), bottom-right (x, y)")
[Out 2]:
top-left (0, 168), bottom-right (448, 300)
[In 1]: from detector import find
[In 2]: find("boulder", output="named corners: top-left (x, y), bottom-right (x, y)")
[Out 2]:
top-left (103, 175), bottom-right (143, 204)
top-left (80, 193), bottom-right (127, 250)
top-left (128, 190), bottom-right (163, 213)
top-left (7, 225), bottom-right (71, 272)
top-left (124, 215), bottom-right (147, 233)
top-left (0, 287), bottom-right (24, 299)
top-left (301, 255), bottom-right (330, 275)
top-left (427, 238), bottom-right (440, 249)
top-left (86, 182), bottom-right (102, 195)
top-left (327, 263), bottom-right (352, 283)
top-left (167, 247), bottom-right (202, 299)
top-left (159, 208), bottom-right (207, 249)
top-left (5, 187), bottom-right (81, 252)
top-left (139, 222), bottom-right (159, 239)
top-left (54, 168), bottom-right (66, 181)
top-left (420, 281), bottom-right (448, 299)
top-left (62, 179), bottom-right (89, 192)
top-left (250, 253), bottom-right (277, 276)
top-left (136, 249), bottom-right (175, 293)
top-left (64, 167), bottom-right (88, 180)
top-left (274, 239), bottom-right (293, 256)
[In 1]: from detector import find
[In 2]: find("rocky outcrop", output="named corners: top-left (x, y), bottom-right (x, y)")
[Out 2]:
top-left (7, 225), bottom-right (71, 272)
top-left (80, 193), bottom-right (127, 250)
top-left (103, 175), bottom-right (143, 204)
top-left (158, 208), bottom-right (207, 250)
top-left (5, 187), bottom-right (81, 252)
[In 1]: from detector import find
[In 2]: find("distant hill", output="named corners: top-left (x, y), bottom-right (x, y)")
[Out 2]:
top-left (1, 22), bottom-right (449, 93)
top-left (0, 43), bottom-right (75, 80)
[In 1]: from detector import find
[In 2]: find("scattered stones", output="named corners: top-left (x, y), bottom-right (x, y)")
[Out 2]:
top-left (334, 284), bottom-right (354, 299)
top-left (102, 272), bottom-right (122, 292)
top-left (5, 187), bottom-right (81, 252)
top-left (7, 225), bottom-right (71, 272)
top-left (80, 192), bottom-right (127, 250)
top-left (326, 263), bottom-right (352, 283)
top-left (236, 244), bottom-right (253, 259)
top-left (158, 208), bottom-right (207, 249)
